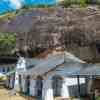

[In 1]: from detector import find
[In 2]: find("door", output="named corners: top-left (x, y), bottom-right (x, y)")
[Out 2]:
top-left (36, 76), bottom-right (43, 97)
top-left (25, 76), bottom-right (30, 95)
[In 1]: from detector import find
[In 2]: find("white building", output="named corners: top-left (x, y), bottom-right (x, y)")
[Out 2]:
top-left (10, 50), bottom-right (88, 100)
top-left (6, 50), bottom-right (100, 99)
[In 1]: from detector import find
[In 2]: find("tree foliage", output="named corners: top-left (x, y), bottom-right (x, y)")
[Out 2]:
top-left (61, 0), bottom-right (100, 7)
top-left (0, 33), bottom-right (16, 54)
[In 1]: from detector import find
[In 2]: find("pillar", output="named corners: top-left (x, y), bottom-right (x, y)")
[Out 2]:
top-left (10, 75), bottom-right (13, 89)
top-left (30, 79), bottom-right (36, 96)
top-left (21, 75), bottom-right (26, 93)
top-left (5, 77), bottom-right (9, 88)
top-left (42, 79), bottom-right (54, 100)
top-left (87, 76), bottom-right (94, 94)
top-left (14, 56), bottom-right (26, 92)
top-left (14, 72), bottom-right (20, 92)
top-left (61, 78), bottom-right (69, 98)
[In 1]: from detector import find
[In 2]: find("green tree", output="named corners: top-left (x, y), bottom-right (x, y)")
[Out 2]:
top-left (0, 33), bottom-right (16, 55)
top-left (61, 0), bottom-right (87, 7)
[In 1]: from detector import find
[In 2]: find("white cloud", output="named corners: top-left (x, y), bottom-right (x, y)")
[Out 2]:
top-left (9, 0), bottom-right (23, 9)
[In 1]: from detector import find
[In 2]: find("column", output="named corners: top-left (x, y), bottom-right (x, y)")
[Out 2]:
top-left (87, 76), bottom-right (94, 94)
top-left (61, 78), bottom-right (69, 98)
top-left (21, 75), bottom-right (26, 93)
top-left (14, 72), bottom-right (20, 92)
top-left (42, 79), bottom-right (54, 100)
top-left (9, 75), bottom-right (12, 88)
top-left (5, 76), bottom-right (9, 88)
top-left (11, 75), bottom-right (15, 89)
top-left (30, 79), bottom-right (36, 96)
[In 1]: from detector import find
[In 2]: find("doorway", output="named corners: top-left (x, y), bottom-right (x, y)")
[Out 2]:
top-left (25, 75), bottom-right (30, 95)
top-left (36, 76), bottom-right (43, 98)
top-left (52, 75), bottom-right (63, 97)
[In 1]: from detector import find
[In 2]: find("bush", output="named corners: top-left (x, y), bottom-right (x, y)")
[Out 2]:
top-left (86, 0), bottom-right (100, 5)
top-left (96, 96), bottom-right (100, 100)
top-left (97, 0), bottom-right (100, 5)
top-left (62, 0), bottom-right (87, 8)
top-left (22, 4), bottom-right (49, 9)
top-left (78, 0), bottom-right (87, 7)
top-left (62, 0), bottom-right (71, 7)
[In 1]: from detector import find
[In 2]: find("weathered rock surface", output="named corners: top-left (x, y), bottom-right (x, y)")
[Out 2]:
top-left (1, 8), bottom-right (100, 61)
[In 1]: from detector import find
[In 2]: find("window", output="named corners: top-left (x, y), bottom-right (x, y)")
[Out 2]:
top-left (3, 68), bottom-right (5, 72)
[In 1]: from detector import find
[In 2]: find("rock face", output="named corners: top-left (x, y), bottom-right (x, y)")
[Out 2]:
top-left (14, 8), bottom-right (100, 48)
top-left (1, 8), bottom-right (100, 61)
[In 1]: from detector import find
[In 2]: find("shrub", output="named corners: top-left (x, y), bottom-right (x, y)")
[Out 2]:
top-left (96, 96), bottom-right (100, 100)
top-left (97, 0), bottom-right (100, 5)
top-left (78, 0), bottom-right (87, 7)
top-left (62, 0), bottom-right (87, 8)
top-left (62, 0), bottom-right (71, 7)
top-left (22, 4), bottom-right (49, 9)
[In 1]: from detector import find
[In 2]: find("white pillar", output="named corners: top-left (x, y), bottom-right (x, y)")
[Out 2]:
top-left (14, 72), bottom-right (20, 91)
top-left (14, 56), bottom-right (26, 92)
top-left (9, 75), bottom-right (14, 89)
top-left (30, 79), bottom-right (36, 96)
top-left (42, 79), bottom-right (54, 100)
top-left (87, 78), bottom-right (93, 94)
top-left (21, 75), bottom-right (26, 93)
top-left (9, 75), bottom-right (13, 88)
top-left (61, 78), bottom-right (69, 98)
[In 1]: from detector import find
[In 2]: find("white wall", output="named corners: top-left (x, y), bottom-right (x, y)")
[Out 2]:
top-left (42, 79), bottom-right (54, 100)
top-left (61, 77), bottom-right (86, 98)
top-left (21, 75), bottom-right (26, 93)
top-left (30, 79), bottom-right (36, 96)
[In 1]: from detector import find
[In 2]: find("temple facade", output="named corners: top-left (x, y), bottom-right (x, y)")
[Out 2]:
top-left (6, 49), bottom-right (98, 99)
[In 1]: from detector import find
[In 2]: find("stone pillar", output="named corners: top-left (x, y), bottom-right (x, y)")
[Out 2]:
top-left (87, 77), bottom-right (94, 94)
top-left (9, 76), bottom-right (12, 88)
top-left (14, 56), bottom-right (26, 92)
top-left (42, 79), bottom-right (54, 100)
top-left (6, 77), bottom-right (9, 88)
top-left (9, 75), bottom-right (13, 89)
top-left (61, 78), bottom-right (69, 98)
top-left (21, 75), bottom-right (26, 93)
top-left (30, 79), bottom-right (36, 96)
top-left (14, 72), bottom-right (20, 92)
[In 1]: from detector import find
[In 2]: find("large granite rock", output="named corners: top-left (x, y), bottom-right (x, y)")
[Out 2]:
top-left (1, 8), bottom-right (100, 61)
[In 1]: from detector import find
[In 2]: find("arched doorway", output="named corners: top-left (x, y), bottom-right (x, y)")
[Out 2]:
top-left (25, 75), bottom-right (30, 95)
top-left (52, 75), bottom-right (63, 97)
top-left (36, 76), bottom-right (43, 98)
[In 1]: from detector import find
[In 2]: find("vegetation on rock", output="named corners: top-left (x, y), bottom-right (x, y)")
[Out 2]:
top-left (0, 33), bottom-right (16, 56)
top-left (60, 0), bottom-right (100, 7)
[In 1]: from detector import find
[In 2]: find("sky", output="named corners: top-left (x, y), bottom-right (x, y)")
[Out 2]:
top-left (0, 0), bottom-right (56, 14)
